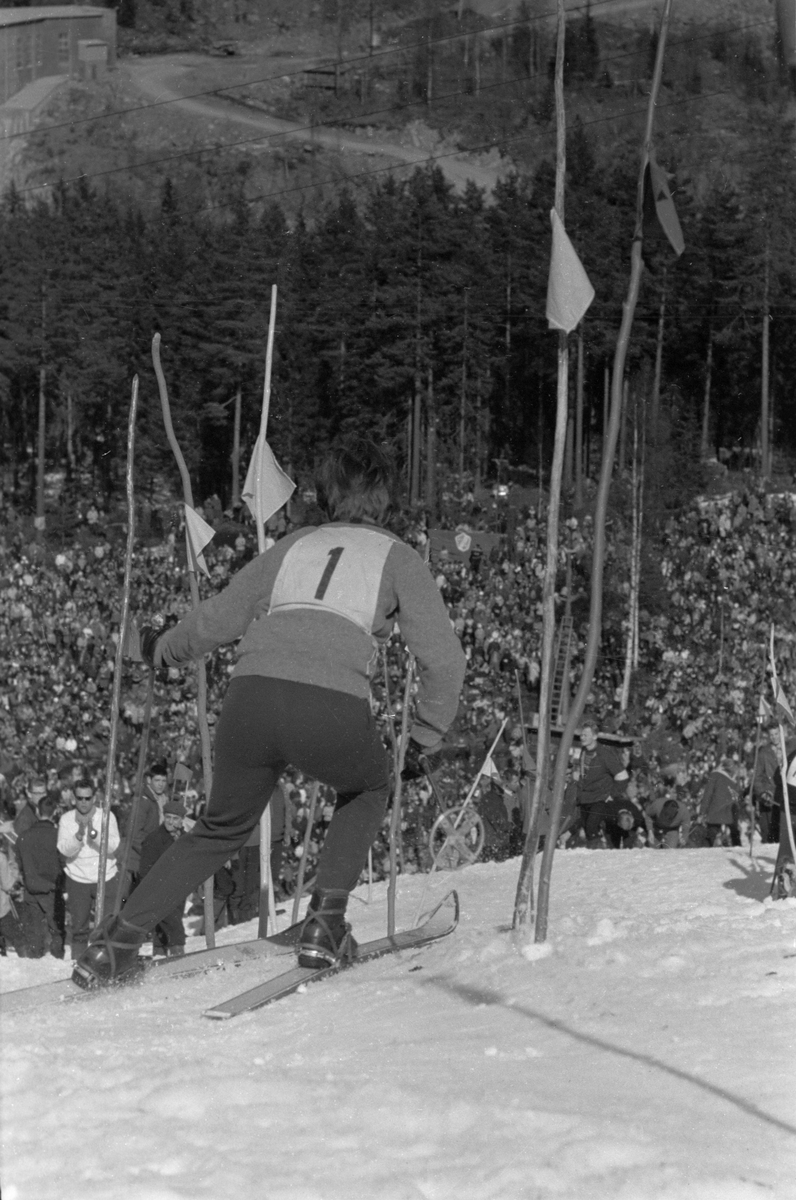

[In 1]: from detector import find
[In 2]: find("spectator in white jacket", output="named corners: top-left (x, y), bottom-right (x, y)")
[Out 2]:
top-left (57, 779), bottom-right (119, 959)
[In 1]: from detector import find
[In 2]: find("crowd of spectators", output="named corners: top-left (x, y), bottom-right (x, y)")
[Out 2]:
top-left (0, 480), bottom-right (793, 955)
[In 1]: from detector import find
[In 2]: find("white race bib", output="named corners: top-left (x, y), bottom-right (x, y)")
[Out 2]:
top-left (269, 527), bottom-right (394, 635)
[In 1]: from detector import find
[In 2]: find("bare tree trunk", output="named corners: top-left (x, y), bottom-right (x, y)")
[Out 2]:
top-left (700, 329), bottom-right (713, 460)
top-left (425, 365), bottom-right (436, 518)
top-left (231, 385), bottom-right (241, 508)
top-left (651, 267), bottom-right (667, 439)
top-left (66, 389), bottom-right (76, 477)
top-left (761, 233), bottom-right (771, 478)
top-left (505, 252), bottom-right (512, 409)
top-left (36, 285), bottom-right (46, 535)
top-left (564, 412), bottom-right (573, 491)
top-left (411, 262), bottom-right (423, 505)
top-left (621, 396), bottom-right (640, 712)
top-left (411, 382), bottom-right (422, 504)
top-left (575, 324), bottom-right (584, 507)
top-left (460, 289), bottom-right (468, 485)
top-left (36, 366), bottom-right (46, 534)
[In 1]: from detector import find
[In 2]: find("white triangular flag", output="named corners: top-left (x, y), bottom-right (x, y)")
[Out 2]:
top-left (184, 504), bottom-right (215, 577)
top-left (242, 434), bottom-right (295, 547)
top-left (481, 753), bottom-right (502, 783)
top-left (546, 208), bottom-right (595, 334)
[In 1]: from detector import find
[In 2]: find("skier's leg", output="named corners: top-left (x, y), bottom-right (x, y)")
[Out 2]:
top-left (73, 678), bottom-right (285, 984)
top-left (116, 680), bottom-right (285, 934)
top-left (268, 682), bottom-right (389, 965)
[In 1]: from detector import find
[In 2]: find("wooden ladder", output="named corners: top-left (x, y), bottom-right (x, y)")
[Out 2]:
top-left (550, 614), bottom-right (574, 726)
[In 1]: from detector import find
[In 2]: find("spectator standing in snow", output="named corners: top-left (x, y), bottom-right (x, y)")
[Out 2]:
top-left (57, 778), bottom-right (119, 959)
top-left (16, 792), bottom-right (65, 957)
top-left (143, 762), bottom-right (170, 826)
top-left (697, 759), bottom-right (741, 846)
top-left (136, 799), bottom-right (187, 957)
top-left (753, 733), bottom-right (780, 844)
top-left (573, 720), bottom-right (630, 846)
top-left (13, 777), bottom-right (47, 843)
top-left (0, 822), bottom-right (25, 956)
top-left (117, 761), bottom-right (163, 899)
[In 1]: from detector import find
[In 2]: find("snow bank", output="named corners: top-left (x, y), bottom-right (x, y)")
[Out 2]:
top-left (2, 845), bottom-right (795, 1199)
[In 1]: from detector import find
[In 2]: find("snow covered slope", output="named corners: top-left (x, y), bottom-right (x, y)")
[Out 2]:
top-left (2, 846), bottom-right (795, 1200)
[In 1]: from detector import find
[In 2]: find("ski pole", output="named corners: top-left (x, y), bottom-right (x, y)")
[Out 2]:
top-left (292, 780), bottom-right (320, 926)
top-left (96, 376), bottom-right (138, 925)
top-left (113, 663), bottom-right (154, 915)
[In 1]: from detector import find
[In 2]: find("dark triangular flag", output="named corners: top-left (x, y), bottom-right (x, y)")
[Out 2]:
top-left (642, 147), bottom-right (684, 257)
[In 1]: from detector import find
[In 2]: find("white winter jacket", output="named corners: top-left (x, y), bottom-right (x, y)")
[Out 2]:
top-left (57, 807), bottom-right (119, 885)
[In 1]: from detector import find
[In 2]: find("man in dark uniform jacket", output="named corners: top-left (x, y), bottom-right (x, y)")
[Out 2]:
top-left (575, 720), bottom-right (630, 846)
top-left (137, 800), bottom-right (186, 956)
top-left (17, 793), bottom-right (65, 958)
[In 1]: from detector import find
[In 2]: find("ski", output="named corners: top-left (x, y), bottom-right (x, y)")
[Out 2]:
top-left (202, 890), bottom-right (459, 1021)
top-left (1, 917), bottom-right (305, 1015)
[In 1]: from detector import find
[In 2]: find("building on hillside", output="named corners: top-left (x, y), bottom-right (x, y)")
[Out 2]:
top-left (0, 6), bottom-right (116, 104)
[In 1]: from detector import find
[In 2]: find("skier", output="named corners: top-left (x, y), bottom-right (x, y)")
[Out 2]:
top-left (73, 437), bottom-right (466, 988)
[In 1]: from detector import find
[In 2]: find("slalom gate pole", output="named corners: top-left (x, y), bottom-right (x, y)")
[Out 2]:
top-left (769, 628), bottom-right (796, 870)
top-left (511, 0), bottom-right (569, 933)
top-left (257, 286), bottom-right (279, 937)
top-left (412, 721), bottom-right (507, 928)
top-left (152, 335), bottom-right (216, 949)
top-left (112, 665), bottom-right (155, 915)
top-left (533, 0), bottom-right (675, 945)
top-left (388, 652), bottom-right (414, 935)
top-left (96, 376), bottom-right (138, 924)
top-left (747, 713), bottom-right (763, 864)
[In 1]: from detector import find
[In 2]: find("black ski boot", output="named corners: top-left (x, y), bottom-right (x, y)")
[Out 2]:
top-left (71, 915), bottom-right (146, 989)
top-left (298, 889), bottom-right (357, 969)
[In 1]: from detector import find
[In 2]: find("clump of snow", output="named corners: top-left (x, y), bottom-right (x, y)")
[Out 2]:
top-left (2, 845), bottom-right (795, 1199)
top-left (586, 917), bottom-right (628, 945)
top-left (519, 939), bottom-right (555, 963)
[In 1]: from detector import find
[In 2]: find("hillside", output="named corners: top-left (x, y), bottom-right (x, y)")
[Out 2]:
top-left (15, 0), bottom-right (785, 221)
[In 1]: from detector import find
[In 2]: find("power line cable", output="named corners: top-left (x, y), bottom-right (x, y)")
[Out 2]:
top-left (181, 87), bottom-right (737, 216)
top-left (16, 15), bottom-right (778, 199)
top-left (1, 7), bottom-right (775, 146)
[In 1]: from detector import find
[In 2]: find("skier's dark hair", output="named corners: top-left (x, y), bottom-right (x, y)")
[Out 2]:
top-left (316, 437), bottom-right (395, 525)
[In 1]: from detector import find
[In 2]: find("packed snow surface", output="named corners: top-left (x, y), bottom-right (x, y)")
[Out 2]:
top-left (2, 846), bottom-right (795, 1200)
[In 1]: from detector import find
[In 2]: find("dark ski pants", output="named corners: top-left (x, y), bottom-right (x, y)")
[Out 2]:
top-left (22, 889), bottom-right (65, 958)
top-left (120, 676), bottom-right (390, 935)
top-left (66, 875), bottom-right (119, 957)
top-left (152, 907), bottom-right (186, 953)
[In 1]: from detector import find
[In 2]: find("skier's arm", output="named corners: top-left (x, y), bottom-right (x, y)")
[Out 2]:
top-left (388, 547), bottom-right (466, 747)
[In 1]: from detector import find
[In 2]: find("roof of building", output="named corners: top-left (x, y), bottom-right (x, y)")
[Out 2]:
top-left (0, 7), bottom-right (109, 28)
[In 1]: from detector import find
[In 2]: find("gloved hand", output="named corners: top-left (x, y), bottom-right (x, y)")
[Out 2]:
top-left (401, 738), bottom-right (442, 781)
top-left (139, 625), bottom-right (163, 668)
top-left (139, 615), bottom-right (178, 668)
